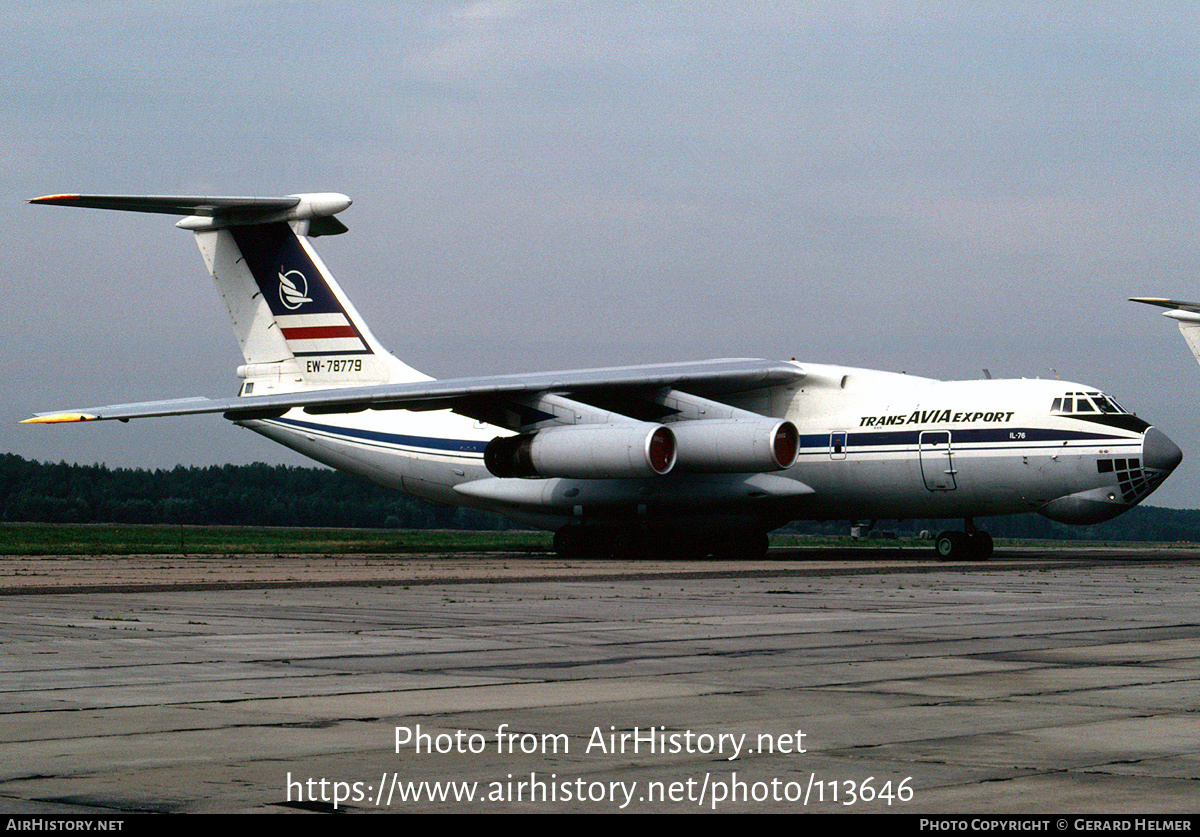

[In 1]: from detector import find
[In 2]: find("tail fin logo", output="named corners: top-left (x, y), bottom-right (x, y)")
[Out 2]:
top-left (278, 269), bottom-right (313, 310)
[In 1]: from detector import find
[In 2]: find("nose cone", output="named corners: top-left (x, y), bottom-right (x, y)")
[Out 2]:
top-left (1040, 425), bottom-right (1182, 525)
top-left (1143, 426), bottom-right (1183, 475)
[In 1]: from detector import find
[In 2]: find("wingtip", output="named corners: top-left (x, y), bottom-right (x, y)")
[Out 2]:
top-left (21, 412), bottom-right (98, 424)
top-left (28, 194), bottom-right (81, 205)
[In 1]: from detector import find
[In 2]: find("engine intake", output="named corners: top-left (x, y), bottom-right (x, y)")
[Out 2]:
top-left (485, 423), bottom-right (676, 479)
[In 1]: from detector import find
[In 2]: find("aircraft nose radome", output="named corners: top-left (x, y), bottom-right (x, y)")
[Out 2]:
top-left (1143, 427), bottom-right (1183, 474)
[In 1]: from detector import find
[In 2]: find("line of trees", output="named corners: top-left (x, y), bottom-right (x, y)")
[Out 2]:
top-left (1, 453), bottom-right (1198, 541)
top-left (0, 454), bottom-right (510, 530)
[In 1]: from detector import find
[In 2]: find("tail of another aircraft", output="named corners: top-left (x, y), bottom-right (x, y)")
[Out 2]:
top-left (29, 192), bottom-right (429, 396)
top-left (1130, 297), bottom-right (1200, 366)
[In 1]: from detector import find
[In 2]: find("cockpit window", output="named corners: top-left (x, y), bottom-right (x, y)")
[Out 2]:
top-left (1052, 391), bottom-right (1130, 416)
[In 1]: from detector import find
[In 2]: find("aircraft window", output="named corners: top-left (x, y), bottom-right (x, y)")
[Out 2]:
top-left (1053, 391), bottom-right (1133, 415)
top-left (1095, 394), bottom-right (1127, 414)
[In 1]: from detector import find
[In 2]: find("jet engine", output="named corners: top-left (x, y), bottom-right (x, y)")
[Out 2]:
top-left (670, 418), bottom-right (799, 472)
top-left (485, 423), bottom-right (677, 479)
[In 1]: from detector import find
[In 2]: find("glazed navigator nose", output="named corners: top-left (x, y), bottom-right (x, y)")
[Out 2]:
top-left (1143, 426), bottom-right (1183, 474)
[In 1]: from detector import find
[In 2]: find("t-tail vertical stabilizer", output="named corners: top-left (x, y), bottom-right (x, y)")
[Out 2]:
top-left (28, 193), bottom-right (429, 396)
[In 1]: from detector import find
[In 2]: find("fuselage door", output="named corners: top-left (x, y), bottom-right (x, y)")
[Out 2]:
top-left (919, 430), bottom-right (957, 491)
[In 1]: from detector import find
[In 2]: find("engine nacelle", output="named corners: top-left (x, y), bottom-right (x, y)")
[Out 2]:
top-left (670, 418), bottom-right (799, 472)
top-left (485, 423), bottom-right (676, 479)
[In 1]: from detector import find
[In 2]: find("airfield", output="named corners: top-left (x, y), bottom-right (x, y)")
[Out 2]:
top-left (1, 546), bottom-right (1198, 814)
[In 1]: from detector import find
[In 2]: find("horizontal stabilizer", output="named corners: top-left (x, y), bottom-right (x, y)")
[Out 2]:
top-left (1129, 297), bottom-right (1200, 316)
top-left (30, 194), bottom-right (298, 215)
top-left (29, 193), bottom-right (352, 235)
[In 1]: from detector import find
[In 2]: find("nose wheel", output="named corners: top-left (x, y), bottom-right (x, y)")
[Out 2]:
top-left (935, 525), bottom-right (993, 561)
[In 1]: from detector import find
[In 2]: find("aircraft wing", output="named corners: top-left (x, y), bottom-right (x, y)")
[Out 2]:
top-left (24, 358), bottom-right (804, 424)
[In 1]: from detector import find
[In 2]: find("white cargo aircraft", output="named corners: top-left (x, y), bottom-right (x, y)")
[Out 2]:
top-left (24, 193), bottom-right (1182, 560)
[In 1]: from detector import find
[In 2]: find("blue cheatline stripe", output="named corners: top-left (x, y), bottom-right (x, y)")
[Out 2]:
top-left (267, 417), bottom-right (1133, 459)
top-left (800, 427), bottom-right (1127, 448)
top-left (271, 416), bottom-right (489, 454)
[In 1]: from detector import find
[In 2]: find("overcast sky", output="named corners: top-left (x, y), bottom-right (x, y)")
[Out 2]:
top-left (3, 2), bottom-right (1199, 509)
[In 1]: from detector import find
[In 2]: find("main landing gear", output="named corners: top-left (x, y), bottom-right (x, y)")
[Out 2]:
top-left (934, 518), bottom-right (993, 561)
